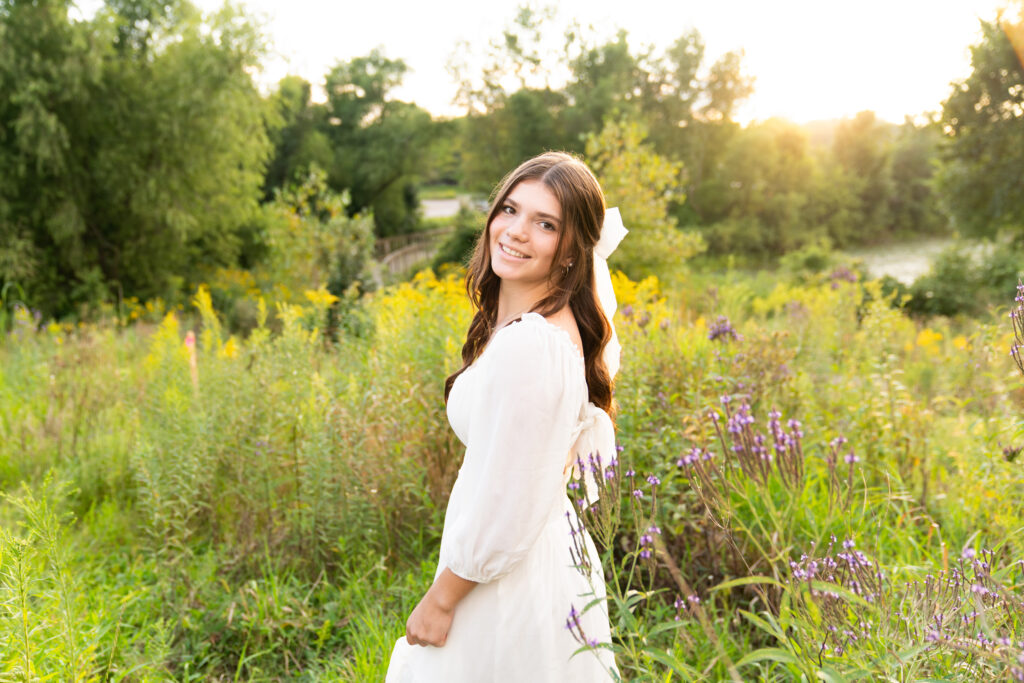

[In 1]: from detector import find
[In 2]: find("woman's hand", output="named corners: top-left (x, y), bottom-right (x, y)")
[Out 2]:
top-left (405, 592), bottom-right (454, 647)
top-left (404, 568), bottom-right (477, 647)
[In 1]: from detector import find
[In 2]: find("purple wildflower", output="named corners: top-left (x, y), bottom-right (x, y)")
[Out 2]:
top-left (708, 315), bottom-right (740, 342)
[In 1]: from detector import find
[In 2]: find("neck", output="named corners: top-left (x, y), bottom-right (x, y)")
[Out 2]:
top-left (495, 280), bottom-right (552, 326)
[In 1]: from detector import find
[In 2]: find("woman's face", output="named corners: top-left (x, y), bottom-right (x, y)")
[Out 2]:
top-left (488, 179), bottom-right (564, 292)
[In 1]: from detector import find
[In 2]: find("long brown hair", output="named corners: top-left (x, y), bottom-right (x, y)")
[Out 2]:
top-left (444, 151), bottom-right (615, 417)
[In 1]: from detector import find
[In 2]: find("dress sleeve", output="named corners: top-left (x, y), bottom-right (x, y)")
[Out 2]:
top-left (440, 320), bottom-right (579, 583)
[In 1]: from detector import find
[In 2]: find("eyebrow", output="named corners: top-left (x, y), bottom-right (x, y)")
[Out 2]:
top-left (504, 197), bottom-right (562, 224)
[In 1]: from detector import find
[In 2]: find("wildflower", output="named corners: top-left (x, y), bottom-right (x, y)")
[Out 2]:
top-left (565, 604), bottom-right (580, 630)
top-left (829, 266), bottom-right (857, 285)
top-left (632, 489), bottom-right (643, 500)
top-left (708, 315), bottom-right (740, 342)
top-left (844, 452), bottom-right (859, 464)
top-left (646, 475), bottom-right (660, 486)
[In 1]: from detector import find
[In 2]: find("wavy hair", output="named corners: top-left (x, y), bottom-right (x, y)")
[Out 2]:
top-left (444, 151), bottom-right (615, 417)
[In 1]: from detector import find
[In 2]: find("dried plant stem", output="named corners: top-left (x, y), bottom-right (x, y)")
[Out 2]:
top-left (655, 536), bottom-right (743, 683)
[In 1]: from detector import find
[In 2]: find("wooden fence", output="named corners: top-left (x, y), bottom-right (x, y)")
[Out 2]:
top-left (372, 227), bottom-right (454, 287)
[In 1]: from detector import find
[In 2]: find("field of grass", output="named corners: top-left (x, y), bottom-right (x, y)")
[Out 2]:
top-left (1, 267), bottom-right (1023, 680)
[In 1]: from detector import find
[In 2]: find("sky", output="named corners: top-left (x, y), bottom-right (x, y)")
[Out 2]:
top-left (76, 0), bottom-right (1013, 124)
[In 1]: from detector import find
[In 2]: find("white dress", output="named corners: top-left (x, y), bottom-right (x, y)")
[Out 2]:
top-left (386, 312), bottom-right (619, 682)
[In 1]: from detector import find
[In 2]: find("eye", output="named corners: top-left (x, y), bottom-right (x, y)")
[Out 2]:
top-left (540, 221), bottom-right (557, 232)
top-left (501, 204), bottom-right (515, 215)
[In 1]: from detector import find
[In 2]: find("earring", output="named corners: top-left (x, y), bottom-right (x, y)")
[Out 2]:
top-left (563, 261), bottom-right (573, 275)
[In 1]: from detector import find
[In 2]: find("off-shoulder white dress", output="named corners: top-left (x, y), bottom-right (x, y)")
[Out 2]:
top-left (386, 312), bottom-right (618, 681)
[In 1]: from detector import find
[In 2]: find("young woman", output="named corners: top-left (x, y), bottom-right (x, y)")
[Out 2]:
top-left (386, 152), bottom-right (626, 681)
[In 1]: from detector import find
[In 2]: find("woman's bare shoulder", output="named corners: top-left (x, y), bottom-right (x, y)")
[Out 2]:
top-left (543, 307), bottom-right (584, 358)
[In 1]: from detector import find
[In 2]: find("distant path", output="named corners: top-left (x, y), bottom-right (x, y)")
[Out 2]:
top-left (422, 198), bottom-right (461, 218)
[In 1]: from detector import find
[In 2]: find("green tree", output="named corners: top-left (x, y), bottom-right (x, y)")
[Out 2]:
top-left (0, 0), bottom-right (99, 308)
top-left (448, 4), bottom-right (559, 112)
top-left (585, 119), bottom-right (704, 280)
top-left (699, 119), bottom-right (820, 255)
top-left (888, 119), bottom-right (947, 236)
top-left (938, 14), bottom-right (1024, 237)
top-left (700, 50), bottom-right (755, 122)
top-left (0, 0), bottom-right (270, 316)
top-left (832, 111), bottom-right (894, 242)
top-left (459, 87), bottom-right (572, 194)
top-left (263, 76), bottom-right (333, 199)
top-left (323, 50), bottom-right (432, 237)
top-left (564, 30), bottom-right (643, 140)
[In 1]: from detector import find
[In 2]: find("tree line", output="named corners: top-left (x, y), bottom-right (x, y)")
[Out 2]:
top-left (1, 1), bottom-right (1022, 317)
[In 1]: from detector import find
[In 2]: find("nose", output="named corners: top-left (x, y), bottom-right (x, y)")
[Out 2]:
top-left (506, 214), bottom-right (527, 242)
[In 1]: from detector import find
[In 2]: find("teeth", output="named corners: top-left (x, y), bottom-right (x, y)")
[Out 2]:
top-left (501, 243), bottom-right (528, 258)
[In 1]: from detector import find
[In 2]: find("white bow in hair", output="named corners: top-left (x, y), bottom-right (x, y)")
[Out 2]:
top-left (594, 207), bottom-right (627, 379)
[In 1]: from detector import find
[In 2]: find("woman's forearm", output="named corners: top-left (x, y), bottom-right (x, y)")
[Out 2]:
top-left (428, 568), bottom-right (477, 611)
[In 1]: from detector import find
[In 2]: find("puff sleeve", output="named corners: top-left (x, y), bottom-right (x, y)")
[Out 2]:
top-left (439, 320), bottom-right (582, 584)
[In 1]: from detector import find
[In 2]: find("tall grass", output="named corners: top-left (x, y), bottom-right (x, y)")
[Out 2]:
top-left (0, 267), bottom-right (1022, 678)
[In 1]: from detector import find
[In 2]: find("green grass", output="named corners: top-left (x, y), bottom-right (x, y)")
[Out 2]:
top-left (418, 184), bottom-right (461, 200)
top-left (1, 268), bottom-right (1023, 679)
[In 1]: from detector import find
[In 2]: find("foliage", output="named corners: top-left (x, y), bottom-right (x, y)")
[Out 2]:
top-left (888, 119), bottom-right (948, 236)
top-left (585, 119), bottom-right (705, 281)
top-left (204, 167), bottom-right (376, 335)
top-left (906, 240), bottom-right (1024, 317)
top-left (431, 205), bottom-right (486, 271)
top-left (938, 13), bottom-right (1024, 237)
top-left (0, 0), bottom-right (270, 318)
top-left (832, 111), bottom-right (894, 241)
top-left (262, 75), bottom-right (333, 199)
top-left (4, 265), bottom-right (1024, 678)
top-left (324, 51), bottom-right (433, 237)
top-left (458, 87), bottom-right (574, 194)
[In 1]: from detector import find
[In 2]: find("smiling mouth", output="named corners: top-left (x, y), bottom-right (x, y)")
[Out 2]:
top-left (500, 243), bottom-right (529, 258)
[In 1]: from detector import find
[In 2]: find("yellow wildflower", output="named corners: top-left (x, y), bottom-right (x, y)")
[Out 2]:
top-left (304, 286), bottom-right (339, 309)
top-left (218, 336), bottom-right (239, 359)
top-left (916, 328), bottom-right (943, 355)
